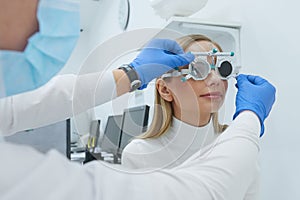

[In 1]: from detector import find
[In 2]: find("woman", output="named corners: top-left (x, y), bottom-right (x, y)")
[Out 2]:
top-left (121, 35), bottom-right (265, 199)
top-left (122, 34), bottom-right (232, 169)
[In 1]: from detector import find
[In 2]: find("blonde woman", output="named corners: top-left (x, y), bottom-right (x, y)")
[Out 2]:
top-left (122, 34), bottom-right (232, 169)
top-left (121, 34), bottom-right (274, 199)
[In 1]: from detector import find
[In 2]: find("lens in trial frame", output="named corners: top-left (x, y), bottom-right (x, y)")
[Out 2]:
top-left (218, 60), bottom-right (233, 79)
top-left (190, 60), bottom-right (210, 79)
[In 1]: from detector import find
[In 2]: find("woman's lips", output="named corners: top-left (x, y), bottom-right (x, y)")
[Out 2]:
top-left (200, 92), bottom-right (222, 99)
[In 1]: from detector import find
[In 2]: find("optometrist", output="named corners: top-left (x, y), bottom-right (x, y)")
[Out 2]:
top-left (0, 39), bottom-right (276, 200)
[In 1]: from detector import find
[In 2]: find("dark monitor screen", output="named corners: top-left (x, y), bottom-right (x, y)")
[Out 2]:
top-left (100, 115), bottom-right (123, 153)
top-left (119, 105), bottom-right (149, 151)
top-left (4, 119), bottom-right (71, 159)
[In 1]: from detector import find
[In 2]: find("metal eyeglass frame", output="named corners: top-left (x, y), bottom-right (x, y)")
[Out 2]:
top-left (161, 49), bottom-right (241, 82)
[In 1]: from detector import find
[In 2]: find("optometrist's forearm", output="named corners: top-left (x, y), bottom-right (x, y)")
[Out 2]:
top-left (0, 71), bottom-right (121, 136)
top-left (112, 69), bottom-right (131, 96)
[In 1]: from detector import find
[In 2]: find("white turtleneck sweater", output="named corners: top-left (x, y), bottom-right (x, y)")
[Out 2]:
top-left (122, 117), bottom-right (219, 169)
top-left (122, 116), bottom-right (260, 200)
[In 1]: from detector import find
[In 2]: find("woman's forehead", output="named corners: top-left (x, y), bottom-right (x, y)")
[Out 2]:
top-left (186, 40), bottom-right (217, 52)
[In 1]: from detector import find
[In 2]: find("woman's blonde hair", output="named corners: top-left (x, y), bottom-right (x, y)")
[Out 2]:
top-left (139, 34), bottom-right (228, 139)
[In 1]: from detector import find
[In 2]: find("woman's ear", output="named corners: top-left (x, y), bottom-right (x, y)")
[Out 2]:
top-left (156, 78), bottom-right (173, 102)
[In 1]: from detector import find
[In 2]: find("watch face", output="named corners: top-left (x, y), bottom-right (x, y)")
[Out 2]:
top-left (130, 80), bottom-right (142, 92)
top-left (118, 0), bottom-right (130, 30)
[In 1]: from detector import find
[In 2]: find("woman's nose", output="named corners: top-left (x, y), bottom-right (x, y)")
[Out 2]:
top-left (204, 70), bottom-right (221, 86)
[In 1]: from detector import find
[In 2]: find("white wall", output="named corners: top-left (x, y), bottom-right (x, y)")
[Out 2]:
top-left (73, 0), bottom-right (299, 199)
top-left (192, 0), bottom-right (300, 199)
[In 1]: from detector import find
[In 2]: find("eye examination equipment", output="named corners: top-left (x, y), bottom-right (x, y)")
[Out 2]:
top-left (150, 0), bottom-right (208, 19)
top-left (162, 49), bottom-right (240, 82)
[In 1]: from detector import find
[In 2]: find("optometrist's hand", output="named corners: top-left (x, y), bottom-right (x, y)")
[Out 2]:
top-left (130, 39), bottom-right (194, 89)
top-left (233, 74), bottom-right (276, 137)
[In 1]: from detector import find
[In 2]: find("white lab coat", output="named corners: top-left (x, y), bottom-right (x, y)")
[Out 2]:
top-left (0, 71), bottom-right (116, 136)
top-left (0, 72), bottom-right (261, 200)
top-left (0, 112), bottom-right (260, 200)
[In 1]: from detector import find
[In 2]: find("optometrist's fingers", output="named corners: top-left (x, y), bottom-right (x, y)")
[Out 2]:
top-left (236, 74), bottom-right (272, 87)
top-left (245, 75), bottom-right (268, 85)
top-left (130, 39), bottom-right (196, 89)
top-left (144, 39), bottom-right (185, 54)
top-left (233, 73), bottom-right (276, 137)
top-left (169, 52), bottom-right (195, 66)
top-left (234, 74), bottom-right (247, 89)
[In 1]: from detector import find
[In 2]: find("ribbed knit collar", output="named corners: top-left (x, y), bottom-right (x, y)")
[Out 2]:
top-left (160, 116), bottom-right (218, 150)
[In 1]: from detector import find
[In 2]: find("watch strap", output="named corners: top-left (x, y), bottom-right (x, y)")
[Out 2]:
top-left (118, 64), bottom-right (141, 92)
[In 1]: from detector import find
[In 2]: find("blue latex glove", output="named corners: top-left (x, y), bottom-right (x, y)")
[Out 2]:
top-left (130, 39), bottom-right (195, 89)
top-left (233, 74), bottom-right (276, 137)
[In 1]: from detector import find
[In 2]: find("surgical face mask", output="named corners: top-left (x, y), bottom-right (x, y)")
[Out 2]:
top-left (0, 0), bottom-right (80, 97)
top-left (162, 50), bottom-right (240, 82)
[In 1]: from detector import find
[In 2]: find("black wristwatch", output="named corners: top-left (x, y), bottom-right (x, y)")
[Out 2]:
top-left (118, 64), bottom-right (141, 92)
